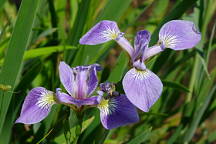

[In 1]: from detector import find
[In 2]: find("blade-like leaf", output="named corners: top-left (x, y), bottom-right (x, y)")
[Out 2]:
top-left (0, 0), bottom-right (42, 133)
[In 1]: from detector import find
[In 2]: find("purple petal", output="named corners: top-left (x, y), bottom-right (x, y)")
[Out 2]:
top-left (72, 64), bottom-right (101, 98)
top-left (74, 68), bottom-right (88, 99)
top-left (59, 62), bottom-right (100, 99)
top-left (133, 60), bottom-right (146, 71)
top-left (116, 36), bottom-right (134, 57)
top-left (59, 61), bottom-right (74, 95)
top-left (133, 30), bottom-right (151, 62)
top-left (56, 88), bottom-right (100, 107)
top-left (98, 94), bottom-right (139, 129)
top-left (15, 87), bottom-right (55, 124)
top-left (159, 20), bottom-right (201, 50)
top-left (79, 20), bottom-right (120, 45)
top-left (143, 45), bottom-right (164, 61)
top-left (123, 68), bottom-right (163, 112)
top-left (87, 64), bottom-right (101, 95)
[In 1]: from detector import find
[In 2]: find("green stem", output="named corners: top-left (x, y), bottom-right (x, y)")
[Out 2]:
top-left (186, 54), bottom-right (199, 102)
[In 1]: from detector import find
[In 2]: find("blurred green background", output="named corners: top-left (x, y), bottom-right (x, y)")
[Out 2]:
top-left (0, 0), bottom-right (215, 143)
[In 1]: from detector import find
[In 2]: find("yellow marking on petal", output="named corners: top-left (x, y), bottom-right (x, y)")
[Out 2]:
top-left (37, 91), bottom-right (55, 109)
top-left (131, 69), bottom-right (150, 80)
top-left (101, 26), bottom-right (119, 40)
top-left (160, 34), bottom-right (179, 48)
top-left (97, 98), bottom-right (117, 115)
top-left (97, 99), bottom-right (109, 110)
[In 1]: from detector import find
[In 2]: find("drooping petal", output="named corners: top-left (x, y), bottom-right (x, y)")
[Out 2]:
top-left (98, 94), bottom-right (139, 129)
top-left (15, 87), bottom-right (55, 124)
top-left (56, 88), bottom-right (100, 107)
top-left (79, 20), bottom-right (120, 45)
top-left (55, 88), bottom-right (74, 104)
top-left (159, 20), bottom-right (201, 50)
top-left (123, 68), bottom-right (163, 112)
top-left (59, 61), bottom-right (74, 95)
top-left (133, 30), bottom-right (151, 62)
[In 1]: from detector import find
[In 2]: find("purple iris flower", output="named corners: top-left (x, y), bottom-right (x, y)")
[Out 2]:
top-left (56, 61), bottom-right (102, 107)
top-left (79, 20), bottom-right (201, 112)
top-left (16, 62), bottom-right (139, 129)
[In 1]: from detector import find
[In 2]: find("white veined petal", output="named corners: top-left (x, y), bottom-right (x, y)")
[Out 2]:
top-left (36, 90), bottom-right (56, 109)
top-left (101, 25), bottom-right (120, 40)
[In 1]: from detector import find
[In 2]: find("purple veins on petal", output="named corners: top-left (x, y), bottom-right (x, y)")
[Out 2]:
top-left (133, 30), bottom-right (151, 62)
top-left (79, 20), bottom-right (134, 57)
top-left (123, 68), bottom-right (163, 112)
top-left (98, 94), bottom-right (139, 129)
top-left (59, 61), bottom-right (101, 99)
top-left (87, 64), bottom-right (101, 95)
top-left (79, 20), bottom-right (120, 45)
top-left (15, 87), bottom-right (56, 124)
top-left (159, 20), bottom-right (201, 50)
top-left (72, 64), bottom-right (101, 98)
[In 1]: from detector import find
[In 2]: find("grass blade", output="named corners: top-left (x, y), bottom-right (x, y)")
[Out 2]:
top-left (108, 52), bottom-right (129, 83)
top-left (0, 0), bottom-right (42, 133)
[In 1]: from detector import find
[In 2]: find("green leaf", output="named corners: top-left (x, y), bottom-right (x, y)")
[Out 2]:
top-left (24, 46), bottom-right (76, 60)
top-left (0, 59), bottom-right (42, 144)
top-left (0, 0), bottom-right (7, 10)
top-left (162, 80), bottom-right (190, 93)
top-left (0, 0), bottom-right (42, 133)
top-left (73, 0), bottom-right (133, 66)
top-left (108, 52), bottom-right (129, 83)
top-left (127, 127), bottom-right (152, 144)
top-left (182, 68), bottom-right (216, 142)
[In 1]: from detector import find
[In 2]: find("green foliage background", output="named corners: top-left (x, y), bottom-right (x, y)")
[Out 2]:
top-left (0, 0), bottom-right (215, 143)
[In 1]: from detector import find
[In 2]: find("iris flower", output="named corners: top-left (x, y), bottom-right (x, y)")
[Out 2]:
top-left (16, 62), bottom-right (138, 129)
top-left (79, 20), bottom-right (201, 112)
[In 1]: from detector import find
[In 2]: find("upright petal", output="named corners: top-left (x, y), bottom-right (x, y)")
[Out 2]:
top-left (98, 94), bottom-right (139, 129)
top-left (73, 68), bottom-right (89, 99)
top-left (87, 64), bottom-right (101, 95)
top-left (59, 61), bottom-right (74, 95)
top-left (133, 30), bottom-right (151, 62)
top-left (159, 20), bottom-right (201, 50)
top-left (72, 64), bottom-right (101, 98)
top-left (15, 87), bottom-right (56, 124)
top-left (123, 68), bottom-right (163, 112)
top-left (79, 20), bottom-right (120, 45)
